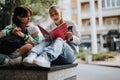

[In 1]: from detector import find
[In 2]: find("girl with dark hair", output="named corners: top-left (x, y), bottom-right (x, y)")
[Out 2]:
top-left (0, 6), bottom-right (41, 66)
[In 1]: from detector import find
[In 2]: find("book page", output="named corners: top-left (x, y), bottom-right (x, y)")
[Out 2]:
top-left (37, 24), bottom-right (50, 39)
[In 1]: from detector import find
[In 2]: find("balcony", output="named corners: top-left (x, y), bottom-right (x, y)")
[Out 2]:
top-left (80, 7), bottom-right (120, 19)
top-left (81, 25), bottom-right (119, 35)
top-left (102, 7), bottom-right (120, 17)
top-left (80, 0), bottom-right (97, 3)
top-left (81, 11), bottom-right (99, 19)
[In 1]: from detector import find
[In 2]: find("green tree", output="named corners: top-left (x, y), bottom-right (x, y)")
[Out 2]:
top-left (0, 0), bottom-right (21, 30)
top-left (21, 0), bottom-right (57, 23)
top-left (0, 0), bottom-right (57, 30)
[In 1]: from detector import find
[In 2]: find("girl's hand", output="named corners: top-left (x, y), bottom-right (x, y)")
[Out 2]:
top-left (12, 27), bottom-right (21, 34)
top-left (12, 27), bottom-right (25, 38)
top-left (66, 32), bottom-right (73, 41)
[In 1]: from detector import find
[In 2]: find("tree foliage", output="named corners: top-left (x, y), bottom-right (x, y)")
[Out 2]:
top-left (0, 0), bottom-right (57, 30)
top-left (21, 0), bottom-right (57, 23)
top-left (0, 0), bottom-right (21, 30)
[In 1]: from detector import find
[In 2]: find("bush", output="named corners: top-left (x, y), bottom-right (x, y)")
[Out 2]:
top-left (77, 52), bottom-right (92, 60)
top-left (92, 53), bottom-right (106, 61)
top-left (77, 51), bottom-right (116, 61)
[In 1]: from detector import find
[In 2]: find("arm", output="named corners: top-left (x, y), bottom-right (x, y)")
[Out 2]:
top-left (0, 24), bottom-right (16, 38)
top-left (26, 25), bottom-right (43, 45)
top-left (66, 21), bottom-right (81, 45)
top-left (10, 26), bottom-right (39, 46)
top-left (72, 23), bottom-right (81, 44)
top-left (26, 31), bottom-right (40, 45)
top-left (0, 30), bottom-right (6, 38)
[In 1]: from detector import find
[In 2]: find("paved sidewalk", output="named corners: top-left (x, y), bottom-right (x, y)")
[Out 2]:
top-left (77, 63), bottom-right (120, 80)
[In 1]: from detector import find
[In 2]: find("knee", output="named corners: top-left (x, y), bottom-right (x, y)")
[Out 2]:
top-left (18, 43), bottom-right (33, 54)
top-left (56, 37), bottom-right (64, 42)
top-left (23, 43), bottom-right (33, 51)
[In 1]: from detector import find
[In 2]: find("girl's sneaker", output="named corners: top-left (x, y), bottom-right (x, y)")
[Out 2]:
top-left (23, 52), bottom-right (37, 66)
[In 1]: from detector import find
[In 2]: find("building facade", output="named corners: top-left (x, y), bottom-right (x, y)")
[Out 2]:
top-left (57, 0), bottom-right (120, 52)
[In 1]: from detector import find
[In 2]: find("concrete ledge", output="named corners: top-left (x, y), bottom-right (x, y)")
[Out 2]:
top-left (0, 64), bottom-right (78, 80)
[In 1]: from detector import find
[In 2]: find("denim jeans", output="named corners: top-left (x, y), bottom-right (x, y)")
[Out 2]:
top-left (30, 38), bottom-right (77, 64)
top-left (0, 54), bottom-right (7, 65)
top-left (0, 52), bottom-right (21, 65)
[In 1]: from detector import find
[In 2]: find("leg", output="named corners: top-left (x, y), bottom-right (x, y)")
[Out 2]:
top-left (68, 42), bottom-right (79, 54)
top-left (43, 38), bottom-right (76, 63)
top-left (34, 38), bottom-right (76, 67)
top-left (9, 43), bottom-right (33, 58)
top-left (30, 40), bottom-right (50, 55)
top-left (23, 40), bottom-right (50, 65)
top-left (0, 54), bottom-right (8, 66)
top-left (58, 42), bottom-right (76, 64)
top-left (18, 43), bottom-right (33, 55)
top-left (0, 53), bottom-right (22, 66)
top-left (3, 43), bottom-right (33, 65)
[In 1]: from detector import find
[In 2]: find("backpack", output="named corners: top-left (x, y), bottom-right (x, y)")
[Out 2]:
top-left (0, 28), bottom-right (28, 55)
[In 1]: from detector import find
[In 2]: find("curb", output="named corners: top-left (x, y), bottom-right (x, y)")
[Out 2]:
top-left (89, 63), bottom-right (120, 68)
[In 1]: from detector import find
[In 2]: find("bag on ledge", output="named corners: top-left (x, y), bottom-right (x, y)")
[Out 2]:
top-left (0, 35), bottom-right (25, 55)
top-left (0, 28), bottom-right (28, 55)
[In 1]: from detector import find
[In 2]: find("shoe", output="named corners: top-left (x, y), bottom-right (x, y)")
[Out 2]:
top-left (23, 52), bottom-right (37, 66)
top-left (33, 55), bottom-right (50, 68)
top-left (0, 56), bottom-right (22, 67)
top-left (9, 50), bottom-right (20, 59)
top-left (6, 56), bottom-right (22, 66)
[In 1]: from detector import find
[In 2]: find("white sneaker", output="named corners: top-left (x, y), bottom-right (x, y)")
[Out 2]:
top-left (23, 52), bottom-right (37, 66)
top-left (33, 56), bottom-right (50, 68)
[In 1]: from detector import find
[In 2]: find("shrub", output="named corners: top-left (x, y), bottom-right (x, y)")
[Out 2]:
top-left (77, 52), bottom-right (91, 60)
top-left (92, 53), bottom-right (106, 61)
top-left (77, 51), bottom-right (116, 61)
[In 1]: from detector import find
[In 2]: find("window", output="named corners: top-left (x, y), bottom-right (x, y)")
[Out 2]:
top-left (106, 19), bottom-right (111, 25)
top-left (112, 0), bottom-right (115, 7)
top-left (107, 0), bottom-right (110, 8)
top-left (113, 19), bottom-right (118, 25)
top-left (117, 0), bottom-right (120, 6)
top-left (102, 0), bottom-right (105, 8)
top-left (102, 0), bottom-right (120, 8)
top-left (106, 18), bottom-right (118, 25)
top-left (85, 4), bottom-right (90, 11)
top-left (86, 20), bottom-right (91, 27)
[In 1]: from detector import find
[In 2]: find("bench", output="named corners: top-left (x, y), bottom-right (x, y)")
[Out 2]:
top-left (0, 63), bottom-right (78, 80)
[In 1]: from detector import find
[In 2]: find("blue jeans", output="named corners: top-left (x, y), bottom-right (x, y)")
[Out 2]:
top-left (0, 54), bottom-right (7, 65)
top-left (0, 52), bottom-right (21, 65)
top-left (30, 38), bottom-right (76, 64)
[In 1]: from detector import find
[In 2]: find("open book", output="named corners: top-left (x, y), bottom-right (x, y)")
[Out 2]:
top-left (37, 23), bottom-right (68, 42)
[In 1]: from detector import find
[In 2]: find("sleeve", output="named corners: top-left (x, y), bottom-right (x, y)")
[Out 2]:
top-left (1, 24), bottom-right (15, 36)
top-left (27, 25), bottom-right (39, 34)
top-left (69, 21), bottom-right (81, 45)
top-left (27, 25), bottom-right (43, 44)
top-left (0, 30), bottom-right (6, 38)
